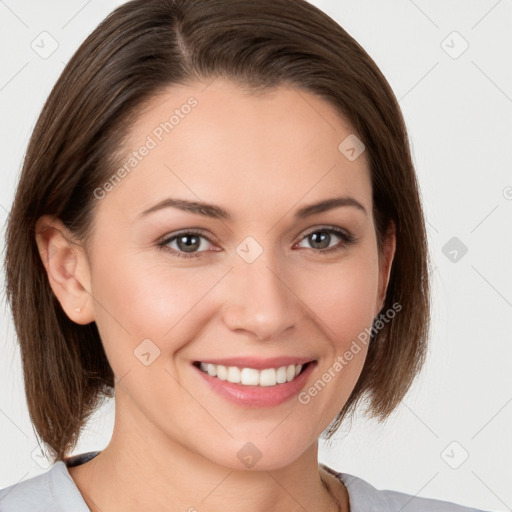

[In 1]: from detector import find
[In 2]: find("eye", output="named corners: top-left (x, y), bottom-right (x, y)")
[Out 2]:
top-left (295, 226), bottom-right (356, 254)
top-left (157, 226), bottom-right (356, 259)
top-left (157, 230), bottom-right (217, 259)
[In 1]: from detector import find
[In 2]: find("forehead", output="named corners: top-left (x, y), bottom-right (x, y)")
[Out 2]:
top-left (98, 77), bottom-right (371, 223)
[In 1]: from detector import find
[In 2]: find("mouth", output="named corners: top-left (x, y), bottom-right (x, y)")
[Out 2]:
top-left (193, 360), bottom-right (313, 387)
top-left (192, 358), bottom-right (317, 407)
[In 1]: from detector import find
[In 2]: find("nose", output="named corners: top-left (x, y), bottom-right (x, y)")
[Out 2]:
top-left (221, 251), bottom-right (301, 341)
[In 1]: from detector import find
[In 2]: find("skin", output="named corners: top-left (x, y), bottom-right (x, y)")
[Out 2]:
top-left (36, 77), bottom-right (395, 512)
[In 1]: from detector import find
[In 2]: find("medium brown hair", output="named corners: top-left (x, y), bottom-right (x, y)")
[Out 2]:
top-left (4, 0), bottom-right (430, 462)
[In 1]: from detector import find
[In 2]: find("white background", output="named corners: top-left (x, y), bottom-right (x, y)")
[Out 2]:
top-left (1, 1), bottom-right (511, 510)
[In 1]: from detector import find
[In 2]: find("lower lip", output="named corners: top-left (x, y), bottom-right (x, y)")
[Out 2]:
top-left (193, 362), bottom-right (317, 408)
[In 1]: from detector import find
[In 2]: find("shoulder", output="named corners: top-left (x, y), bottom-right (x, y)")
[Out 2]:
top-left (0, 459), bottom-right (90, 512)
top-left (321, 464), bottom-right (494, 512)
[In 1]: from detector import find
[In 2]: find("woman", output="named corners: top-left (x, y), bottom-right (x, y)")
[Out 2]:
top-left (0, 0), bottom-right (492, 510)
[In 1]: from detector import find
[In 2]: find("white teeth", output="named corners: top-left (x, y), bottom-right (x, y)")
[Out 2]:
top-left (216, 365), bottom-right (227, 380)
top-left (240, 368), bottom-right (259, 385)
top-left (259, 368), bottom-right (276, 387)
top-left (227, 366), bottom-right (241, 383)
top-left (276, 366), bottom-right (287, 384)
top-left (197, 362), bottom-right (306, 387)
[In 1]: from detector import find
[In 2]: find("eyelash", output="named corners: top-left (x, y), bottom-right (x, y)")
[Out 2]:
top-left (157, 226), bottom-right (357, 259)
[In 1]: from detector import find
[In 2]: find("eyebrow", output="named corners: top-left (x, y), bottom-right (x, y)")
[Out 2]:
top-left (137, 196), bottom-right (367, 221)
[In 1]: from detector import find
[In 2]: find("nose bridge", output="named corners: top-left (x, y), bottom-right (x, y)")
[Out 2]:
top-left (222, 241), bottom-right (297, 340)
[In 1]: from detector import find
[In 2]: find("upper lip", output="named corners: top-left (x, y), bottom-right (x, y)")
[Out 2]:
top-left (194, 356), bottom-right (315, 370)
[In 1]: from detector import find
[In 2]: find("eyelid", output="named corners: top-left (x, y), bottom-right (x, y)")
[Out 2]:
top-left (298, 224), bottom-right (355, 242)
top-left (158, 228), bottom-right (216, 245)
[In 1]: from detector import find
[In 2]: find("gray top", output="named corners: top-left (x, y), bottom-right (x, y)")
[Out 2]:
top-left (0, 451), bottom-right (492, 511)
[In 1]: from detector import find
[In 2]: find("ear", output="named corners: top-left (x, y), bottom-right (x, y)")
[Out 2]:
top-left (375, 220), bottom-right (396, 316)
top-left (34, 215), bottom-right (95, 325)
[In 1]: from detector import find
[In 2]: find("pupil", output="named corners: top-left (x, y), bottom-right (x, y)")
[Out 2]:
top-left (310, 232), bottom-right (329, 249)
top-left (178, 234), bottom-right (199, 252)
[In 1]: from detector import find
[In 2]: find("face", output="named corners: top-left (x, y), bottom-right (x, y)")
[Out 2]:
top-left (47, 78), bottom-right (395, 471)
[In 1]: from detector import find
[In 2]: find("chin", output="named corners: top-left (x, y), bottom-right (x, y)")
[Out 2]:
top-left (195, 432), bottom-right (315, 472)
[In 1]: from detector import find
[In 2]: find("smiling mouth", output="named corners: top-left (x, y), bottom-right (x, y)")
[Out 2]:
top-left (193, 361), bottom-right (313, 387)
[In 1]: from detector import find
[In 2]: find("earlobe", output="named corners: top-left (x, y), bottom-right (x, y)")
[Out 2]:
top-left (35, 215), bottom-right (95, 325)
top-left (376, 220), bottom-right (397, 314)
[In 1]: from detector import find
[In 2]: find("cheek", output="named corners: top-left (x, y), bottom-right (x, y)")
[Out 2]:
top-left (89, 249), bottom-right (222, 365)
top-left (294, 257), bottom-right (379, 421)
top-left (298, 254), bottom-right (380, 346)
